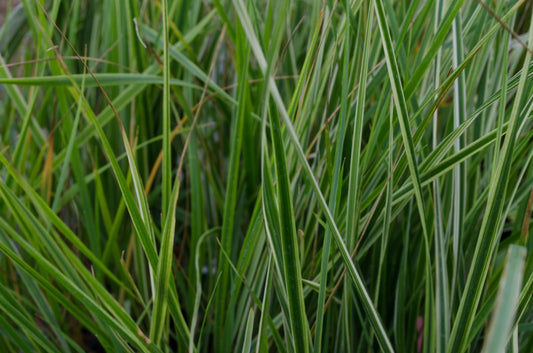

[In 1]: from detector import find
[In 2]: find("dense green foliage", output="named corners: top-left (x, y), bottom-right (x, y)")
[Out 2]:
top-left (0, 0), bottom-right (532, 352)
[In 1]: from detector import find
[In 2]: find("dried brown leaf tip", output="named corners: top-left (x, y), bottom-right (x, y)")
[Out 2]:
top-left (137, 326), bottom-right (152, 345)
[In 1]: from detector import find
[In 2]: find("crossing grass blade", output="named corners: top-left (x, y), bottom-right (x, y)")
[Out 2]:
top-left (0, 73), bottom-right (201, 88)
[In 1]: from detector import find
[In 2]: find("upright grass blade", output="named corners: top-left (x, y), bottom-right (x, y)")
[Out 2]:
top-left (256, 255), bottom-right (273, 353)
top-left (190, 229), bottom-right (219, 351)
top-left (346, 4), bottom-right (373, 277)
top-left (214, 19), bottom-right (250, 351)
top-left (150, 173), bottom-right (180, 344)
top-left (431, 1), bottom-right (449, 353)
top-left (241, 308), bottom-right (255, 353)
top-left (373, 1), bottom-right (434, 351)
top-left (269, 106), bottom-right (311, 353)
top-left (451, 9), bottom-right (467, 301)
top-left (324, 9), bottom-right (353, 351)
top-left (50, 60), bottom-right (87, 214)
top-left (161, 0), bottom-right (171, 221)
top-left (481, 245), bottom-right (526, 353)
top-left (147, 2), bottom-right (178, 342)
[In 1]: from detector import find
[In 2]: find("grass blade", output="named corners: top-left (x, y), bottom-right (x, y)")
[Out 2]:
top-left (481, 245), bottom-right (526, 353)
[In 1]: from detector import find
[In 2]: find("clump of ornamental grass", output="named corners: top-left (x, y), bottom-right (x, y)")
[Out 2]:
top-left (0, 0), bottom-right (532, 352)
